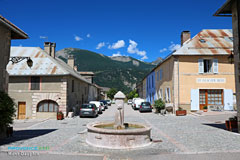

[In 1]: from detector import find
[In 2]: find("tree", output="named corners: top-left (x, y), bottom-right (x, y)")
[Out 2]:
top-left (0, 92), bottom-right (16, 130)
top-left (107, 88), bottom-right (118, 100)
top-left (127, 89), bottom-right (139, 99)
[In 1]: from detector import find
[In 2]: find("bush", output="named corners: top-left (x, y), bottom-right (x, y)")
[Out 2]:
top-left (154, 99), bottom-right (165, 113)
top-left (0, 92), bottom-right (16, 130)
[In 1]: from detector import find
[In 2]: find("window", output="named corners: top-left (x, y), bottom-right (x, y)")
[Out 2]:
top-left (157, 71), bottom-right (159, 81)
top-left (208, 90), bottom-right (223, 105)
top-left (159, 89), bottom-right (163, 100)
top-left (31, 77), bottom-right (40, 90)
top-left (165, 88), bottom-right (171, 102)
top-left (37, 100), bottom-right (59, 112)
top-left (72, 80), bottom-right (74, 92)
top-left (152, 75), bottom-right (154, 88)
top-left (203, 59), bottom-right (212, 73)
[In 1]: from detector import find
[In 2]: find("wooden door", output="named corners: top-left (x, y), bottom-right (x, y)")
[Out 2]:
top-left (199, 90), bottom-right (207, 110)
top-left (18, 102), bottom-right (26, 119)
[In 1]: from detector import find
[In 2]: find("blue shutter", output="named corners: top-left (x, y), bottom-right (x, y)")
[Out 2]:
top-left (213, 59), bottom-right (218, 74)
top-left (224, 89), bottom-right (233, 110)
top-left (198, 59), bottom-right (203, 74)
top-left (191, 89), bottom-right (199, 110)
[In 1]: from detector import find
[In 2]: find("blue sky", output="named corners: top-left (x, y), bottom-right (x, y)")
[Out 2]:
top-left (1, 0), bottom-right (232, 62)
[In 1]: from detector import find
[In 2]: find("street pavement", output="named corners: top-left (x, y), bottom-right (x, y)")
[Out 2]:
top-left (0, 103), bottom-right (240, 160)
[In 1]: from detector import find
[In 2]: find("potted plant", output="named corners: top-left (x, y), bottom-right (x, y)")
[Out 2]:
top-left (154, 99), bottom-right (165, 114)
top-left (57, 111), bottom-right (64, 120)
top-left (226, 116), bottom-right (238, 131)
top-left (203, 106), bottom-right (208, 112)
top-left (176, 107), bottom-right (187, 116)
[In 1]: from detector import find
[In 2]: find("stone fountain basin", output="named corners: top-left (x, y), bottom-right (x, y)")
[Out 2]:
top-left (86, 122), bottom-right (152, 149)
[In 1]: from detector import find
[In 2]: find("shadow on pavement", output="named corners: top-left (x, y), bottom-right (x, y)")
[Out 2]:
top-left (0, 129), bottom-right (57, 146)
top-left (202, 123), bottom-right (238, 133)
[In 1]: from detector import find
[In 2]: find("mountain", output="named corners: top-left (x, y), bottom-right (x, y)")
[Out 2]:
top-left (151, 57), bottom-right (163, 65)
top-left (56, 48), bottom-right (156, 94)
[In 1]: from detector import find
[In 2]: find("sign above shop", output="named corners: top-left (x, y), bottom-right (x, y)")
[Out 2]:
top-left (196, 78), bottom-right (226, 83)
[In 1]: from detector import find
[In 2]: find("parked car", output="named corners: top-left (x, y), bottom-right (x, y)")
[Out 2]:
top-left (100, 102), bottom-right (105, 111)
top-left (132, 98), bottom-right (141, 108)
top-left (100, 100), bottom-right (108, 109)
top-left (139, 102), bottom-right (152, 112)
top-left (89, 101), bottom-right (102, 114)
top-left (79, 104), bottom-right (98, 118)
top-left (133, 98), bottom-right (145, 110)
top-left (106, 100), bottom-right (111, 106)
top-left (127, 99), bottom-right (132, 105)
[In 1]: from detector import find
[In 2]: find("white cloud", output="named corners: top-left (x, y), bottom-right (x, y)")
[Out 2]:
top-left (87, 34), bottom-right (90, 38)
top-left (127, 40), bottom-right (148, 60)
top-left (111, 51), bottom-right (122, 57)
top-left (108, 40), bottom-right (125, 49)
top-left (40, 36), bottom-right (48, 39)
top-left (159, 48), bottom-right (167, 53)
top-left (96, 42), bottom-right (105, 49)
top-left (169, 42), bottom-right (181, 51)
top-left (74, 35), bottom-right (83, 41)
top-left (141, 55), bottom-right (148, 60)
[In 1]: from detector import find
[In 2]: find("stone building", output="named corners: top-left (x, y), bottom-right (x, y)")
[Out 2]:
top-left (142, 29), bottom-right (235, 113)
top-left (214, 0), bottom-right (240, 132)
top-left (0, 15), bottom-right (28, 93)
top-left (7, 42), bottom-right (97, 119)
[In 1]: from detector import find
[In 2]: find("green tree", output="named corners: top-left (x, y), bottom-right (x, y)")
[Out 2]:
top-left (0, 92), bottom-right (16, 130)
top-left (127, 89), bottom-right (139, 99)
top-left (107, 88), bottom-right (118, 100)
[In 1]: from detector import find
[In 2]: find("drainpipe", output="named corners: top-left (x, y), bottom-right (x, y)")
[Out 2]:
top-left (178, 58), bottom-right (180, 112)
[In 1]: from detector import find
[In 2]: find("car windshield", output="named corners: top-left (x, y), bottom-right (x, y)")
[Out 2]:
top-left (81, 104), bottom-right (93, 108)
top-left (100, 101), bottom-right (107, 104)
top-left (141, 102), bottom-right (150, 106)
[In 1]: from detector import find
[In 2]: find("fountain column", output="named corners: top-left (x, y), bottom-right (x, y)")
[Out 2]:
top-left (114, 91), bottom-right (126, 129)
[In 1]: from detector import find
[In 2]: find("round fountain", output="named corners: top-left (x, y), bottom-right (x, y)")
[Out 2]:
top-left (86, 91), bottom-right (152, 149)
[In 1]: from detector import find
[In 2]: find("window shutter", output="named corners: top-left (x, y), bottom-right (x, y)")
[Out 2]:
top-left (198, 59), bottom-right (203, 74)
top-left (160, 69), bottom-right (162, 80)
top-left (168, 88), bottom-right (171, 102)
top-left (165, 88), bottom-right (168, 102)
top-left (213, 59), bottom-right (218, 74)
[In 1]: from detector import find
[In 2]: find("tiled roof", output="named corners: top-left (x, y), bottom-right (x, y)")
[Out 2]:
top-left (174, 29), bottom-right (233, 55)
top-left (7, 47), bottom-right (90, 84)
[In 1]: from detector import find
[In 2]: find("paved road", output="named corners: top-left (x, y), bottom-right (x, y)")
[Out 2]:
top-left (0, 104), bottom-right (240, 160)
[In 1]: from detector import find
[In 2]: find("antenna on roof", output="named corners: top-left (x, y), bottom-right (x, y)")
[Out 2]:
top-left (40, 36), bottom-right (48, 42)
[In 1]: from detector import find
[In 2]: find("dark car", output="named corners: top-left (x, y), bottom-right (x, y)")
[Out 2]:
top-left (106, 100), bottom-right (111, 106)
top-left (79, 104), bottom-right (98, 118)
top-left (100, 100), bottom-right (108, 109)
top-left (139, 102), bottom-right (152, 112)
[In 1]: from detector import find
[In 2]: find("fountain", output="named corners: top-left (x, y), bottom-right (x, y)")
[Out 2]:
top-left (86, 91), bottom-right (152, 149)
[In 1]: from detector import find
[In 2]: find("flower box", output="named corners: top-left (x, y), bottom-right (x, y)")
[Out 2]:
top-left (176, 110), bottom-right (187, 116)
top-left (57, 111), bottom-right (64, 120)
top-left (225, 120), bottom-right (238, 131)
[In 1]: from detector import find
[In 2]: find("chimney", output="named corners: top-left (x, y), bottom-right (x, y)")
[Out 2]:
top-left (44, 42), bottom-right (56, 58)
top-left (67, 55), bottom-right (74, 69)
top-left (181, 31), bottom-right (191, 46)
top-left (44, 42), bottom-right (51, 55)
top-left (51, 42), bottom-right (56, 58)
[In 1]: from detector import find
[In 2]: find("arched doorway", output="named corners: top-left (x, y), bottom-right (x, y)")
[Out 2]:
top-left (37, 100), bottom-right (59, 112)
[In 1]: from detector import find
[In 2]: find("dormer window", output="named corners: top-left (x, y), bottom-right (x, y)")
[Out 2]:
top-left (199, 39), bottom-right (206, 43)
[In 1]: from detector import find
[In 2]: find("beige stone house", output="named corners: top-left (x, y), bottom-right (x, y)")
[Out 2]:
top-left (7, 42), bottom-right (97, 119)
top-left (144, 29), bottom-right (235, 113)
top-left (0, 15), bottom-right (28, 93)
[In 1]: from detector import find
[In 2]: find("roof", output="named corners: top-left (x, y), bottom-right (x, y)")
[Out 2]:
top-left (214, 0), bottom-right (234, 16)
top-left (7, 47), bottom-right (90, 84)
top-left (173, 29), bottom-right (233, 55)
top-left (140, 29), bottom-right (233, 82)
top-left (79, 72), bottom-right (94, 75)
top-left (0, 15), bottom-right (28, 39)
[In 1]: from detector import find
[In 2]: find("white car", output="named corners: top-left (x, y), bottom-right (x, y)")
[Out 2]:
top-left (132, 98), bottom-right (141, 108)
top-left (133, 98), bottom-right (145, 110)
top-left (127, 99), bottom-right (132, 105)
top-left (89, 101), bottom-right (103, 114)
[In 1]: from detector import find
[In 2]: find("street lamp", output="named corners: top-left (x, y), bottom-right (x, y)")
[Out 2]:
top-left (228, 50), bottom-right (234, 64)
top-left (9, 57), bottom-right (33, 68)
